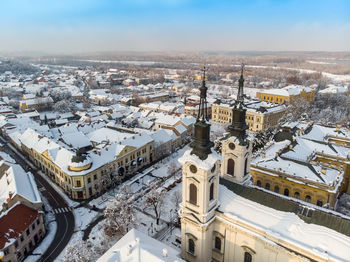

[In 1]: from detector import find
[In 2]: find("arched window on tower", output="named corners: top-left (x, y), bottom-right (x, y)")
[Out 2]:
top-left (244, 252), bottom-right (252, 262)
top-left (209, 183), bottom-right (214, 201)
top-left (244, 158), bottom-right (248, 176)
top-left (214, 236), bottom-right (221, 251)
top-left (227, 159), bottom-right (235, 176)
top-left (189, 184), bottom-right (197, 205)
top-left (188, 239), bottom-right (195, 254)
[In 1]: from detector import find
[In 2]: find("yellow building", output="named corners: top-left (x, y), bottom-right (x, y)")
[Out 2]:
top-left (212, 101), bottom-right (287, 132)
top-left (19, 97), bottom-right (54, 112)
top-left (17, 128), bottom-right (154, 200)
top-left (256, 85), bottom-right (316, 104)
top-left (251, 122), bottom-right (350, 208)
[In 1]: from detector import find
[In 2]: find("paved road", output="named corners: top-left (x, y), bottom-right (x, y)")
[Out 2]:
top-left (0, 136), bottom-right (75, 262)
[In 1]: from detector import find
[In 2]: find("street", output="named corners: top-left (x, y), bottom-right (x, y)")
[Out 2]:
top-left (0, 135), bottom-right (75, 262)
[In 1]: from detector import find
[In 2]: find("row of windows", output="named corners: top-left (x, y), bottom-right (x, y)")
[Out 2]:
top-left (256, 180), bottom-right (324, 207)
top-left (188, 238), bottom-right (252, 262)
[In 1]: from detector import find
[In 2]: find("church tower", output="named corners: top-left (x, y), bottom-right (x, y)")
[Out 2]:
top-left (221, 64), bottom-right (252, 184)
top-left (178, 67), bottom-right (223, 262)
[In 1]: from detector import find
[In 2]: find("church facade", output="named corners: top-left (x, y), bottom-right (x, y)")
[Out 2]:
top-left (178, 66), bottom-right (350, 262)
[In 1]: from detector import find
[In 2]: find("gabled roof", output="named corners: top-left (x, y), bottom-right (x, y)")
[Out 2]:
top-left (0, 203), bottom-right (39, 249)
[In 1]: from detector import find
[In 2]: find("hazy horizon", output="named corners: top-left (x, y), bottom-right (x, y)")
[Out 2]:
top-left (1, 0), bottom-right (350, 54)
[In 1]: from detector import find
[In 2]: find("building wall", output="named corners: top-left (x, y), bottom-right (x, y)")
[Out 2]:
top-left (212, 104), bottom-right (286, 132)
top-left (250, 166), bottom-right (338, 208)
top-left (256, 89), bottom-right (316, 105)
top-left (1, 213), bottom-right (45, 262)
top-left (23, 141), bottom-right (154, 200)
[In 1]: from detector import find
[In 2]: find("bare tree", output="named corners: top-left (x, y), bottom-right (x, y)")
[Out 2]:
top-left (145, 185), bottom-right (165, 225)
top-left (172, 190), bottom-right (181, 215)
top-left (103, 184), bottom-right (137, 237)
top-left (167, 161), bottom-right (180, 179)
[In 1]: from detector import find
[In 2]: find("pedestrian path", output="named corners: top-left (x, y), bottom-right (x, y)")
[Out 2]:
top-left (50, 207), bottom-right (73, 214)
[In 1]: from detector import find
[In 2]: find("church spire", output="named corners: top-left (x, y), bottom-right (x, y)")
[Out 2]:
top-left (228, 63), bottom-right (248, 144)
top-left (190, 66), bottom-right (214, 160)
top-left (197, 66), bottom-right (209, 121)
top-left (236, 64), bottom-right (245, 108)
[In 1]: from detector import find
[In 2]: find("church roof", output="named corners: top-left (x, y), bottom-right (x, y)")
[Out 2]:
top-left (219, 178), bottom-right (350, 261)
top-left (220, 178), bottom-right (350, 237)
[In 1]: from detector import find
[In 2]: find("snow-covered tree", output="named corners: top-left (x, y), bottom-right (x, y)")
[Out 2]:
top-left (103, 184), bottom-right (137, 237)
top-left (145, 184), bottom-right (165, 225)
top-left (53, 99), bottom-right (77, 113)
top-left (63, 240), bottom-right (99, 262)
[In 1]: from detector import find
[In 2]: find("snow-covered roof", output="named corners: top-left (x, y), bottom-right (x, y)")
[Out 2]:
top-left (97, 228), bottom-right (184, 262)
top-left (178, 149), bottom-right (223, 171)
top-left (87, 128), bottom-right (133, 145)
top-left (219, 185), bottom-right (350, 262)
top-left (61, 132), bottom-right (91, 149)
top-left (259, 85), bottom-right (313, 97)
top-left (0, 162), bottom-right (41, 207)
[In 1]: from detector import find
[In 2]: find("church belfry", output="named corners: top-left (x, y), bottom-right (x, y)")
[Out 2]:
top-left (221, 64), bottom-right (252, 184)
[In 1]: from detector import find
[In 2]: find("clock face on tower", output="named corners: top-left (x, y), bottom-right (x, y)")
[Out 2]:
top-left (190, 164), bottom-right (197, 173)
top-left (229, 142), bottom-right (235, 150)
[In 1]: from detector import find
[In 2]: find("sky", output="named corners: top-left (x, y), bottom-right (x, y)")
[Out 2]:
top-left (0, 0), bottom-right (349, 54)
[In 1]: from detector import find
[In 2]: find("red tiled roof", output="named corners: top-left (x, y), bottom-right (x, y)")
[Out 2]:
top-left (0, 204), bottom-right (39, 249)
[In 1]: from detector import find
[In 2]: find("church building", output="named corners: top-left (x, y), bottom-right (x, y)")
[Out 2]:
top-left (178, 66), bottom-right (350, 262)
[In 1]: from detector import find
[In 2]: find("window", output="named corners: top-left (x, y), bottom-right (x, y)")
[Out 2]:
top-left (188, 239), bottom-right (195, 254)
top-left (317, 200), bottom-right (323, 207)
top-left (189, 184), bottom-right (197, 205)
top-left (257, 180), bottom-right (261, 187)
top-left (294, 192), bottom-right (300, 199)
top-left (87, 177), bottom-right (91, 184)
top-left (284, 188), bottom-right (289, 196)
top-left (305, 195), bottom-right (311, 202)
top-left (244, 252), bottom-right (252, 262)
top-left (32, 223), bottom-right (35, 230)
top-left (209, 183), bottom-right (214, 201)
top-left (244, 158), bottom-right (248, 175)
top-left (26, 228), bottom-right (30, 236)
top-left (76, 180), bottom-right (81, 187)
top-left (227, 159), bottom-right (235, 176)
top-left (94, 174), bottom-right (97, 180)
top-left (274, 186), bottom-right (279, 193)
top-left (214, 237), bottom-right (221, 251)
top-left (265, 183), bottom-right (270, 190)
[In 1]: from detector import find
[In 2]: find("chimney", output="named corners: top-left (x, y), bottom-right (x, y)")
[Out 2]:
top-left (162, 249), bottom-right (168, 257)
top-left (321, 169), bottom-right (326, 175)
top-left (262, 153), bottom-right (266, 159)
top-left (289, 144), bottom-right (293, 149)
